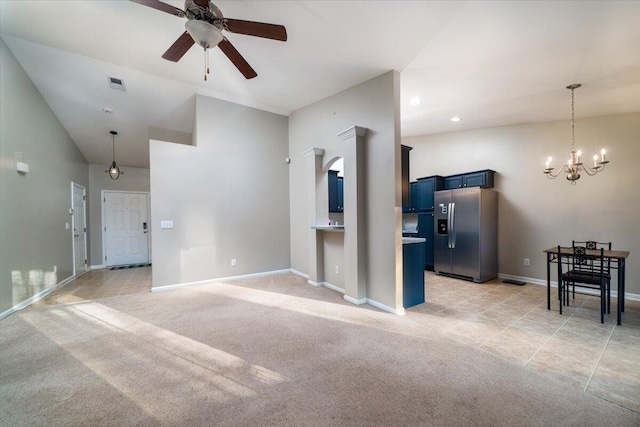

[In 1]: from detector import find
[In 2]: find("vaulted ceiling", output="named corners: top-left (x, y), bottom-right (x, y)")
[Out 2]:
top-left (1, 1), bottom-right (639, 168)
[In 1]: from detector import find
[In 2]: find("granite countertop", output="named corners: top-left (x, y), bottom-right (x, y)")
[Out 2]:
top-left (311, 225), bottom-right (345, 231)
top-left (403, 237), bottom-right (426, 244)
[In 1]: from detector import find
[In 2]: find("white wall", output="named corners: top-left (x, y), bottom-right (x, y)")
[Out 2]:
top-left (149, 95), bottom-right (290, 288)
top-left (0, 38), bottom-right (88, 313)
top-left (289, 71), bottom-right (403, 311)
top-left (405, 112), bottom-right (640, 295)
top-left (87, 164), bottom-right (150, 266)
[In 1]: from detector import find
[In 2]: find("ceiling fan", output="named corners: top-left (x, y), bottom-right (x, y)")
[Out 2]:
top-left (130, 0), bottom-right (287, 80)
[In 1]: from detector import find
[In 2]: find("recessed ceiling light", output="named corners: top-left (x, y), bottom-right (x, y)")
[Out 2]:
top-left (103, 107), bottom-right (113, 114)
top-left (409, 96), bottom-right (421, 106)
top-left (450, 116), bottom-right (461, 122)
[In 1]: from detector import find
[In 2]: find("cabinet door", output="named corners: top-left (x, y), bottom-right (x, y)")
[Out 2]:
top-left (444, 175), bottom-right (463, 190)
top-left (462, 172), bottom-right (486, 188)
top-left (418, 212), bottom-right (435, 270)
top-left (418, 179), bottom-right (436, 211)
top-left (337, 177), bottom-right (344, 212)
top-left (328, 170), bottom-right (339, 212)
top-left (404, 181), bottom-right (416, 212)
top-left (409, 182), bottom-right (420, 212)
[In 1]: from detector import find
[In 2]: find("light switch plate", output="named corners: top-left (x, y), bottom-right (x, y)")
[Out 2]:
top-left (160, 221), bottom-right (174, 229)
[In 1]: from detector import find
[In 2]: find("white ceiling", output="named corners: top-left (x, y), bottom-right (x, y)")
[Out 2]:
top-left (1, 1), bottom-right (639, 169)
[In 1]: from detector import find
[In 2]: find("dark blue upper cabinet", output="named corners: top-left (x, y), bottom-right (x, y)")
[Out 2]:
top-left (328, 170), bottom-right (340, 213)
top-left (444, 170), bottom-right (495, 189)
top-left (337, 177), bottom-right (344, 212)
top-left (404, 181), bottom-right (418, 213)
top-left (415, 176), bottom-right (444, 211)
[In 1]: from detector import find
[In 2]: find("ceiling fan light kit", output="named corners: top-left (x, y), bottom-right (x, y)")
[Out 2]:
top-left (131, 0), bottom-right (287, 80)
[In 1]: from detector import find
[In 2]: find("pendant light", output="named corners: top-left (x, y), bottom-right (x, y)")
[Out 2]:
top-left (105, 130), bottom-right (124, 180)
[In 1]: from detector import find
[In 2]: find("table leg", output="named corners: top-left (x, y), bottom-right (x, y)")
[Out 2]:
top-left (547, 252), bottom-right (551, 310)
top-left (617, 258), bottom-right (624, 325)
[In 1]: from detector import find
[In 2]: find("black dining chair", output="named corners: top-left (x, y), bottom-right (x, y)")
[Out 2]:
top-left (557, 244), bottom-right (609, 323)
top-left (571, 240), bottom-right (612, 313)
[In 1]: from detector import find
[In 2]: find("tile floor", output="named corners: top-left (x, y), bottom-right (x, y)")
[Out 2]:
top-left (30, 267), bottom-right (640, 413)
top-left (31, 266), bottom-right (151, 307)
top-left (408, 272), bottom-right (640, 413)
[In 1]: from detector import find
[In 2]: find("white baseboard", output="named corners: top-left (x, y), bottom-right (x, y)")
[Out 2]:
top-left (0, 274), bottom-right (76, 321)
top-left (498, 273), bottom-right (550, 287)
top-left (344, 295), bottom-right (367, 305)
top-left (498, 273), bottom-right (640, 301)
top-left (307, 280), bottom-right (323, 287)
top-left (322, 281), bottom-right (345, 294)
top-left (151, 269), bottom-right (292, 292)
top-left (366, 298), bottom-right (405, 316)
top-left (290, 269), bottom-right (309, 279)
top-left (90, 264), bottom-right (105, 270)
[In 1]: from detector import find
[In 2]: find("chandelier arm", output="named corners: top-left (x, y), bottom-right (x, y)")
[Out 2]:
top-left (581, 164), bottom-right (599, 176)
top-left (544, 166), bottom-right (564, 179)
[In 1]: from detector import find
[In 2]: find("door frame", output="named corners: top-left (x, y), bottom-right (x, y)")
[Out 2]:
top-left (71, 182), bottom-right (88, 276)
top-left (101, 190), bottom-right (151, 267)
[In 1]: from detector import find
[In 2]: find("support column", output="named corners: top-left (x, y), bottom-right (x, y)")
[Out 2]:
top-left (303, 147), bottom-right (325, 286)
top-left (338, 126), bottom-right (368, 304)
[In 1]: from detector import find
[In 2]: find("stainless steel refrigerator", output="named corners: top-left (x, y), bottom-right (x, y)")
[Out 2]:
top-left (434, 187), bottom-right (497, 283)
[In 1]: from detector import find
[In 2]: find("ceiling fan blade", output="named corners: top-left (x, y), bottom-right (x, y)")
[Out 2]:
top-left (129, 0), bottom-right (185, 17)
top-left (162, 32), bottom-right (195, 62)
top-left (224, 19), bottom-right (287, 42)
top-left (218, 38), bottom-right (257, 79)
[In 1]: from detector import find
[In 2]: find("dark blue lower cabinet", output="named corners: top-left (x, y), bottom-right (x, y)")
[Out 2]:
top-left (403, 241), bottom-right (426, 308)
top-left (417, 212), bottom-right (435, 270)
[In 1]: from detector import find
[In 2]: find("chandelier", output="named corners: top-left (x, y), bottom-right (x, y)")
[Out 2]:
top-left (105, 130), bottom-right (124, 180)
top-left (544, 84), bottom-right (609, 184)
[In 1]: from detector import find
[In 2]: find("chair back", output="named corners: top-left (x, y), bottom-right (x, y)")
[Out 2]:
top-left (559, 244), bottom-right (606, 285)
top-left (572, 240), bottom-right (611, 274)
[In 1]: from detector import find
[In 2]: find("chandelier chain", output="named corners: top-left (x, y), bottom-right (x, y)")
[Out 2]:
top-left (570, 86), bottom-right (575, 151)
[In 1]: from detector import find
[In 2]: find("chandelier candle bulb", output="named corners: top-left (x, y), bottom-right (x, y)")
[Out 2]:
top-left (593, 155), bottom-right (598, 168)
top-left (601, 149), bottom-right (606, 162)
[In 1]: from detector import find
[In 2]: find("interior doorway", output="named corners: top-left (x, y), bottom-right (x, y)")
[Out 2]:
top-left (72, 182), bottom-right (87, 275)
top-left (102, 191), bottom-right (150, 267)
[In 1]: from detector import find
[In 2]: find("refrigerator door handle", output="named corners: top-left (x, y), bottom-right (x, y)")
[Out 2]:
top-left (451, 202), bottom-right (456, 249)
top-left (447, 202), bottom-right (452, 249)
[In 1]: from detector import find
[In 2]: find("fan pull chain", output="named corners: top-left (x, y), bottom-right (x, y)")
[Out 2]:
top-left (203, 48), bottom-right (211, 81)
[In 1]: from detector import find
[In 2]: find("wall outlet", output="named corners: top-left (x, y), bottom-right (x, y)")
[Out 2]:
top-left (335, 265), bottom-right (339, 274)
top-left (231, 259), bottom-right (237, 266)
top-left (524, 258), bottom-right (530, 266)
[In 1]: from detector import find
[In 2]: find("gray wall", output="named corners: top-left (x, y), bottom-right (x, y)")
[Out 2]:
top-left (0, 38), bottom-right (88, 313)
top-left (149, 95), bottom-right (290, 288)
top-left (87, 164), bottom-right (150, 266)
top-left (405, 112), bottom-right (640, 295)
top-left (289, 71), bottom-right (403, 310)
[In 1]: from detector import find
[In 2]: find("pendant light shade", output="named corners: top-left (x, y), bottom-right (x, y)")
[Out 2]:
top-left (105, 130), bottom-right (124, 180)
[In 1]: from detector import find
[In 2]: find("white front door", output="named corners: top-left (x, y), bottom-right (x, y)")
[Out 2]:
top-left (72, 183), bottom-right (87, 275)
top-left (104, 191), bottom-right (149, 267)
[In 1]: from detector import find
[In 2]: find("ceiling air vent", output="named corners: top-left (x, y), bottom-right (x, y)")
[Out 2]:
top-left (107, 76), bottom-right (126, 92)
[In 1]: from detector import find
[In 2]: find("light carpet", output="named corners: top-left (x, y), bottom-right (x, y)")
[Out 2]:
top-left (1, 273), bottom-right (638, 426)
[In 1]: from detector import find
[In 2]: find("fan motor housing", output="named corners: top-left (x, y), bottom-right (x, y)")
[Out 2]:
top-left (184, 0), bottom-right (219, 24)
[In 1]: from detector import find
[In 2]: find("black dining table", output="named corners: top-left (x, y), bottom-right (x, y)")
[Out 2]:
top-left (543, 246), bottom-right (631, 325)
